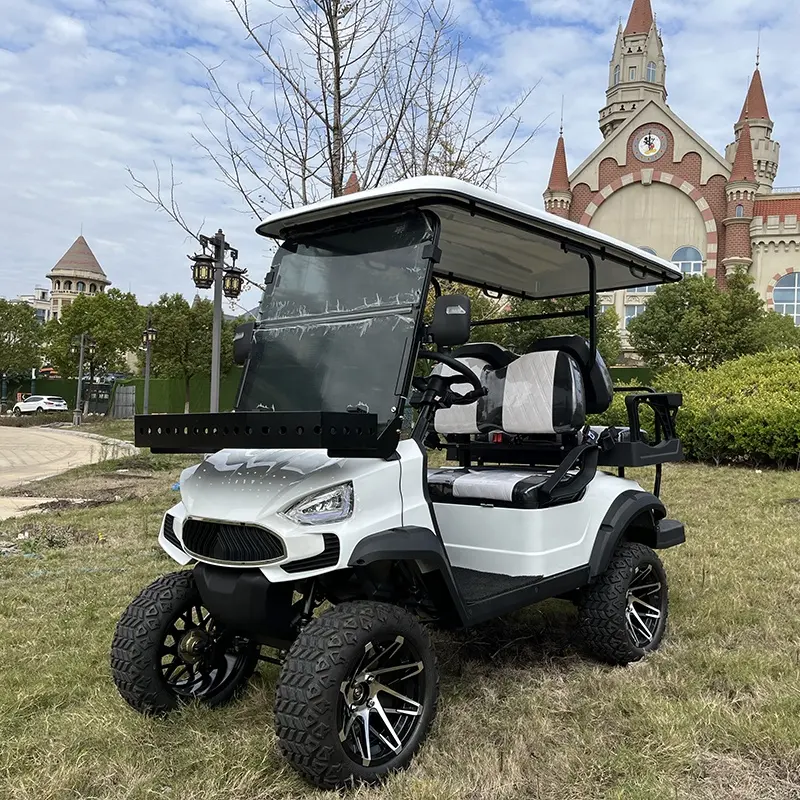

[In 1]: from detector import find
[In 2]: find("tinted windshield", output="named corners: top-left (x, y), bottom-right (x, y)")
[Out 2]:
top-left (238, 211), bottom-right (433, 431)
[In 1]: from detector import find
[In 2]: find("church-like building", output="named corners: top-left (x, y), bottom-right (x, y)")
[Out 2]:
top-left (543, 0), bottom-right (799, 355)
top-left (45, 235), bottom-right (111, 321)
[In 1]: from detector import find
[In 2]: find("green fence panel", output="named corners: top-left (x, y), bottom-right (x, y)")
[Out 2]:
top-left (117, 369), bottom-right (244, 414)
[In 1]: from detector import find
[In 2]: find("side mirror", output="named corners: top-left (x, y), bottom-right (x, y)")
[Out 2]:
top-left (233, 322), bottom-right (255, 365)
top-left (430, 295), bottom-right (471, 348)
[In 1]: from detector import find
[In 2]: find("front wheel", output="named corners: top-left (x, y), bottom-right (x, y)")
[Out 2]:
top-left (110, 570), bottom-right (260, 715)
top-left (13, 407), bottom-right (21, 416)
top-left (275, 601), bottom-right (439, 789)
top-left (578, 542), bottom-right (668, 665)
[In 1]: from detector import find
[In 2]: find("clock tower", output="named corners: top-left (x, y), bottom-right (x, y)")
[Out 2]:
top-left (600, 0), bottom-right (667, 138)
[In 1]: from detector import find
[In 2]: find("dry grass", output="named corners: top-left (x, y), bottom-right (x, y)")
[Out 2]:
top-left (1, 458), bottom-right (800, 800)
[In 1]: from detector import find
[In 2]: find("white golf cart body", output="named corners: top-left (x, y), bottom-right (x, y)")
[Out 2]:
top-left (136, 176), bottom-right (684, 631)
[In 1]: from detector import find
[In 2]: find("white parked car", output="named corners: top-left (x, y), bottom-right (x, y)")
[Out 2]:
top-left (12, 395), bottom-right (69, 415)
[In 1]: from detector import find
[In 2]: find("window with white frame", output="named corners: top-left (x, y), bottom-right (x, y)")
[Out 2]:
top-left (647, 61), bottom-right (657, 82)
top-left (625, 304), bottom-right (646, 328)
top-left (672, 246), bottom-right (703, 277)
top-left (629, 66), bottom-right (637, 81)
top-left (772, 273), bottom-right (800, 326)
top-left (631, 248), bottom-right (658, 292)
top-left (614, 65), bottom-right (621, 85)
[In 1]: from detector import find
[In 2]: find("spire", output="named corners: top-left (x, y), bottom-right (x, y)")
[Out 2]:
top-left (624, 0), bottom-right (654, 35)
top-left (343, 152), bottom-right (360, 195)
top-left (730, 121), bottom-right (756, 182)
top-left (739, 68), bottom-right (770, 122)
top-left (547, 134), bottom-right (570, 193)
top-left (50, 235), bottom-right (107, 277)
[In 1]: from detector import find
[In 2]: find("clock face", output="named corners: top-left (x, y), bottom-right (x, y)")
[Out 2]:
top-left (633, 127), bottom-right (668, 163)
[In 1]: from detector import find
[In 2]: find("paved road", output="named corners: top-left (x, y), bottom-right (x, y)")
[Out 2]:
top-left (0, 426), bottom-right (132, 490)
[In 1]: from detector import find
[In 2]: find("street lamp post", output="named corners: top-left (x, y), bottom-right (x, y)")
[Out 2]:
top-left (71, 333), bottom-right (95, 425)
top-left (189, 231), bottom-right (244, 414)
top-left (142, 313), bottom-right (157, 415)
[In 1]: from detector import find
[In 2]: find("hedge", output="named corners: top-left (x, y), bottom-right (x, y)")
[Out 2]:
top-left (593, 350), bottom-right (800, 467)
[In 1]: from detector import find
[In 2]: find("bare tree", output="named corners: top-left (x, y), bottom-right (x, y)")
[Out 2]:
top-left (130, 0), bottom-right (541, 228)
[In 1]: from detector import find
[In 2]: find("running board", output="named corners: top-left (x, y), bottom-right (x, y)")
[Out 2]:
top-left (451, 565), bottom-right (589, 627)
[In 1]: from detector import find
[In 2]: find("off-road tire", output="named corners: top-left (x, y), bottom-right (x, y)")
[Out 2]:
top-left (275, 601), bottom-right (439, 789)
top-left (111, 570), bottom-right (259, 715)
top-left (578, 542), bottom-right (668, 665)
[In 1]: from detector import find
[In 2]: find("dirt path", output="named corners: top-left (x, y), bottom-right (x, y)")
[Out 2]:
top-left (0, 426), bottom-right (134, 490)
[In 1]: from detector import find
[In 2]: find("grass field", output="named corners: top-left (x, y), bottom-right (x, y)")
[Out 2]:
top-left (2, 441), bottom-right (800, 799)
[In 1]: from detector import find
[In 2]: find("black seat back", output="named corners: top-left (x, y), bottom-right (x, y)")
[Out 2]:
top-left (527, 335), bottom-right (613, 414)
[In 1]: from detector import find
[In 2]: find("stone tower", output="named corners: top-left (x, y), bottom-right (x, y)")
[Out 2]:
top-left (600, 0), bottom-right (667, 138)
top-left (722, 121), bottom-right (758, 274)
top-left (725, 64), bottom-right (780, 195)
top-left (46, 236), bottom-right (111, 320)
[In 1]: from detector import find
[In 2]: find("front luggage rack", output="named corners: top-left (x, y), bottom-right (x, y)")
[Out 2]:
top-left (134, 411), bottom-right (385, 455)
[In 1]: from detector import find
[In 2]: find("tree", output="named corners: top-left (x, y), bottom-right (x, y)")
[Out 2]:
top-left (0, 300), bottom-right (42, 407)
top-left (628, 272), bottom-right (800, 371)
top-left (491, 296), bottom-right (622, 365)
top-left (149, 295), bottom-right (235, 412)
top-left (129, 0), bottom-right (539, 232)
top-left (46, 290), bottom-right (144, 381)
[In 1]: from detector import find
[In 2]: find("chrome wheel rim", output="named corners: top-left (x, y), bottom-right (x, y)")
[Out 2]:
top-left (625, 564), bottom-right (665, 648)
top-left (337, 635), bottom-right (426, 768)
top-left (159, 603), bottom-right (251, 699)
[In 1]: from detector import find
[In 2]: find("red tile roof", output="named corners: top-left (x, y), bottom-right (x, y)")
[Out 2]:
top-left (547, 135), bottom-right (570, 192)
top-left (754, 197), bottom-right (800, 217)
top-left (343, 171), bottom-right (360, 195)
top-left (730, 122), bottom-right (756, 183)
top-left (50, 236), bottom-right (107, 277)
top-left (739, 69), bottom-right (770, 122)
top-left (624, 0), bottom-right (654, 35)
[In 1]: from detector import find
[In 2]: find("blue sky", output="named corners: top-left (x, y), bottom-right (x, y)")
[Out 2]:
top-left (2, 0), bottom-right (798, 310)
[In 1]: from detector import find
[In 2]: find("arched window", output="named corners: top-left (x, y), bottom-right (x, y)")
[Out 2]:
top-left (64, 280), bottom-right (72, 291)
top-left (772, 273), bottom-right (800, 326)
top-left (735, 204), bottom-right (744, 217)
top-left (77, 281), bottom-right (85, 292)
top-left (647, 61), bottom-right (657, 82)
top-left (614, 65), bottom-right (621, 85)
top-left (89, 283), bottom-right (97, 293)
top-left (672, 246), bottom-right (703, 277)
top-left (632, 248), bottom-right (659, 293)
top-left (54, 280), bottom-right (61, 291)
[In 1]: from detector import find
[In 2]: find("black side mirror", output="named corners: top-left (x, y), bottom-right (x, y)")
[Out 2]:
top-left (430, 295), bottom-right (471, 348)
top-left (233, 322), bottom-right (255, 365)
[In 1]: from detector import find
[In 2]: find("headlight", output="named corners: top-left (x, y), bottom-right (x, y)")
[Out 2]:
top-left (282, 483), bottom-right (354, 525)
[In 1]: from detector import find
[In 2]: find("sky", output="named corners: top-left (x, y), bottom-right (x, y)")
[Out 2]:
top-left (2, 0), bottom-right (798, 312)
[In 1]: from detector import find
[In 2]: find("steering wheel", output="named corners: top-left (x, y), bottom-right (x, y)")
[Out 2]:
top-left (416, 349), bottom-right (487, 406)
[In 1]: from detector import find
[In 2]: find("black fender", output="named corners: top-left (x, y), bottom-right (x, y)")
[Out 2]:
top-left (589, 490), bottom-right (680, 578)
top-left (348, 526), bottom-right (468, 626)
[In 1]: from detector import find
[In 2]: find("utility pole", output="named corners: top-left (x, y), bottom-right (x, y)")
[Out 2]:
top-left (142, 312), bottom-right (157, 415)
top-left (73, 333), bottom-right (87, 426)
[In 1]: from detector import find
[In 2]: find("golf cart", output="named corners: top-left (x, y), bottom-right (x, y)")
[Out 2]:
top-left (111, 177), bottom-right (686, 788)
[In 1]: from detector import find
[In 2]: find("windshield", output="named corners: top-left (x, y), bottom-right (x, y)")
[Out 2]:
top-left (238, 211), bottom-right (434, 432)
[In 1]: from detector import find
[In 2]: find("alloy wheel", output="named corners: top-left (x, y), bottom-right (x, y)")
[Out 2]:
top-left (625, 563), bottom-right (665, 648)
top-left (337, 635), bottom-right (427, 768)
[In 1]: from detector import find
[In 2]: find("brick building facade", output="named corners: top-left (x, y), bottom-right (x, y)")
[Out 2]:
top-left (543, 0), bottom-right (800, 357)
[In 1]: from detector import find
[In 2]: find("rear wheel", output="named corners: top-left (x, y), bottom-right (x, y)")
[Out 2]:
top-left (35, 407), bottom-right (43, 414)
top-left (578, 542), bottom-right (668, 665)
top-left (111, 570), bottom-right (260, 715)
top-left (275, 601), bottom-right (438, 789)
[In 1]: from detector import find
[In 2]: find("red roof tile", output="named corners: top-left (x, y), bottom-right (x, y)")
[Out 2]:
top-left (624, 0), bottom-right (654, 35)
top-left (50, 236), bottom-right (107, 277)
top-left (343, 171), bottom-right (360, 195)
top-left (754, 197), bottom-right (800, 217)
top-left (547, 135), bottom-right (570, 192)
top-left (739, 69), bottom-right (770, 122)
top-left (730, 122), bottom-right (756, 183)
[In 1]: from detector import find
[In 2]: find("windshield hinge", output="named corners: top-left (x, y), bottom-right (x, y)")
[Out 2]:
top-left (422, 244), bottom-right (442, 264)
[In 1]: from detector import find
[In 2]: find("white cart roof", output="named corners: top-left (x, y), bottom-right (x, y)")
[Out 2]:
top-left (256, 177), bottom-right (682, 298)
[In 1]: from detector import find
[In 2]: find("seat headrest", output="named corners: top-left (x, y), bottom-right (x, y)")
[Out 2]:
top-left (527, 335), bottom-right (613, 414)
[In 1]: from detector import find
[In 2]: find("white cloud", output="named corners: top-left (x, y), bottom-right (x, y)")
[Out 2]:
top-left (1, 0), bottom-right (798, 308)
